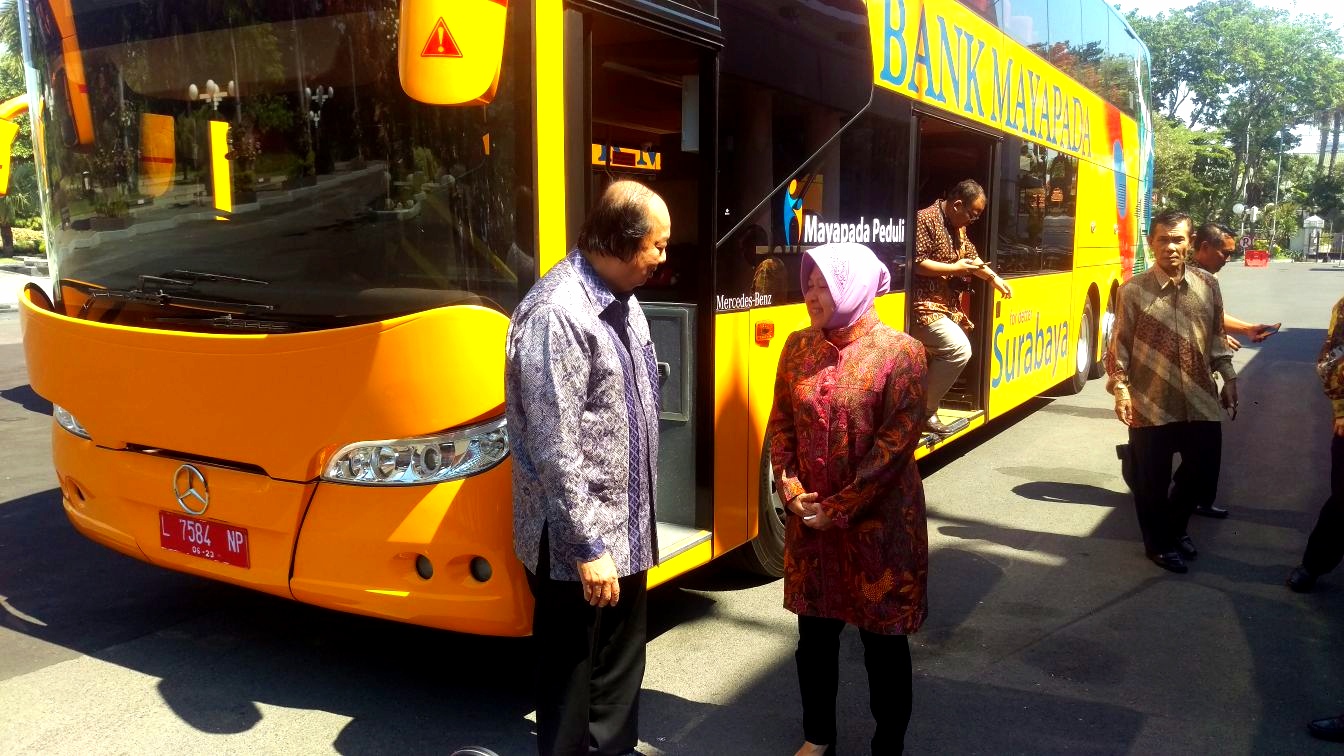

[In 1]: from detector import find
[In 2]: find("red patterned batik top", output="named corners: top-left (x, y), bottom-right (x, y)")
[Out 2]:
top-left (767, 308), bottom-right (929, 635)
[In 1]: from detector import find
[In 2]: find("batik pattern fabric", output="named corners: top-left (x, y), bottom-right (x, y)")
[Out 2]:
top-left (1318, 295), bottom-right (1344, 419)
top-left (913, 199), bottom-right (979, 330)
top-left (1104, 265), bottom-right (1235, 428)
top-left (767, 309), bottom-right (929, 635)
top-left (505, 251), bottom-right (660, 581)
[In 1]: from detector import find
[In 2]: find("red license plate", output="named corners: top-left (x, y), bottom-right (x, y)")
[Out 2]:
top-left (158, 511), bottom-right (250, 569)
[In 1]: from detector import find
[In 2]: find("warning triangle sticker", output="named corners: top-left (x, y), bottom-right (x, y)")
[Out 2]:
top-left (420, 17), bottom-right (462, 58)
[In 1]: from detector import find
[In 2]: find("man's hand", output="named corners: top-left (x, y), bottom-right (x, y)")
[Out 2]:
top-left (1334, 417), bottom-right (1344, 437)
top-left (577, 552), bottom-right (620, 608)
top-left (1114, 395), bottom-right (1133, 426)
top-left (1220, 379), bottom-right (1239, 421)
top-left (951, 258), bottom-right (985, 275)
top-left (1250, 323), bottom-right (1280, 343)
top-left (1225, 333), bottom-right (1242, 351)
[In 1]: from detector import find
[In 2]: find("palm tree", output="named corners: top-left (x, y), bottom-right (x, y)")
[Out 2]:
top-left (1333, 108), bottom-right (1343, 174)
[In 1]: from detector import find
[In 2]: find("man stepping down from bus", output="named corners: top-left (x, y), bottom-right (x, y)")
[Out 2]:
top-left (1106, 210), bottom-right (1238, 574)
top-left (911, 180), bottom-right (1013, 435)
top-left (506, 180), bottom-right (670, 756)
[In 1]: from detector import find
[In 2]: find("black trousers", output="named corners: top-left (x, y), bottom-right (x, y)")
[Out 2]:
top-left (1129, 421), bottom-right (1222, 554)
top-left (796, 615), bottom-right (912, 755)
top-left (526, 530), bottom-right (648, 756)
top-left (1303, 433), bottom-right (1344, 576)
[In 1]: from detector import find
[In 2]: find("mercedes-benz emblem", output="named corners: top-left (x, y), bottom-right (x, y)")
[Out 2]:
top-left (172, 464), bottom-right (210, 516)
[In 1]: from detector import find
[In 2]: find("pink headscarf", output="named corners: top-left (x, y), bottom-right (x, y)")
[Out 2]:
top-left (800, 242), bottom-right (892, 330)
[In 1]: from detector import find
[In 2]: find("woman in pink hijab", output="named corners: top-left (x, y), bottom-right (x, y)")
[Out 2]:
top-left (767, 242), bottom-right (929, 756)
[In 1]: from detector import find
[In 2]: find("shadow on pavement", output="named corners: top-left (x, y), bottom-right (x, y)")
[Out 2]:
top-left (0, 485), bottom-right (726, 753)
top-left (0, 384), bottom-right (51, 416)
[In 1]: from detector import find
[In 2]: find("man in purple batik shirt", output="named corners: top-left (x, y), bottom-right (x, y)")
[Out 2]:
top-left (505, 180), bottom-right (669, 756)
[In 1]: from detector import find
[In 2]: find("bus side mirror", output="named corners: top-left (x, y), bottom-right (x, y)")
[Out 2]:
top-left (398, 0), bottom-right (509, 106)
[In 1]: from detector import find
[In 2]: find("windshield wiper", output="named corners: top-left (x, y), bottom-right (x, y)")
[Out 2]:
top-left (161, 270), bottom-right (269, 286)
top-left (77, 285), bottom-right (275, 320)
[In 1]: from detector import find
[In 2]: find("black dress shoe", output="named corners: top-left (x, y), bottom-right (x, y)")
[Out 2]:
top-left (1287, 565), bottom-right (1318, 593)
top-left (1146, 551), bottom-right (1188, 573)
top-left (1309, 715), bottom-right (1344, 742)
top-left (1193, 504), bottom-right (1230, 519)
top-left (1177, 535), bottom-right (1198, 559)
top-left (925, 416), bottom-right (956, 434)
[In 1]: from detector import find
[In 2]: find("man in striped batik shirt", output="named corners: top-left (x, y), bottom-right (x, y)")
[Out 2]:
top-left (1105, 209), bottom-right (1238, 574)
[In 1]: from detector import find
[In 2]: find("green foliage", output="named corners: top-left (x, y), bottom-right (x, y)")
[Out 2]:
top-left (92, 192), bottom-right (129, 219)
top-left (10, 225), bottom-right (43, 254)
top-left (0, 160), bottom-right (37, 224)
top-left (1132, 0), bottom-right (1344, 232)
top-left (413, 147), bottom-right (441, 181)
top-left (1151, 116), bottom-right (1236, 221)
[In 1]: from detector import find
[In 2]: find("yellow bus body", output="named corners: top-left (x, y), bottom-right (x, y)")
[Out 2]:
top-left (14, 0), bottom-right (1149, 636)
top-left (22, 292), bottom-right (534, 636)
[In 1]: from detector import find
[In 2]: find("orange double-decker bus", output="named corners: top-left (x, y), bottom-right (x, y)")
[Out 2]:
top-left (13, 0), bottom-right (1151, 636)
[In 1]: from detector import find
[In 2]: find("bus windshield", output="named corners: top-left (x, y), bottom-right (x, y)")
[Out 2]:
top-left (22, 0), bottom-right (535, 330)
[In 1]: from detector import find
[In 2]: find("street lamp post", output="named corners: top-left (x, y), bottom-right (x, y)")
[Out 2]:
top-left (303, 84), bottom-right (334, 167)
top-left (187, 79), bottom-right (233, 112)
top-left (1270, 133), bottom-right (1285, 248)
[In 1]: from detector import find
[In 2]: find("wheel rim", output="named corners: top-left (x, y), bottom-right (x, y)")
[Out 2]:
top-left (1076, 310), bottom-right (1092, 375)
top-left (1100, 298), bottom-right (1116, 354)
top-left (768, 476), bottom-right (786, 527)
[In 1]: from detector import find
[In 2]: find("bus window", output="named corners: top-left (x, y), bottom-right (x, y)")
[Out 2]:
top-left (23, 2), bottom-right (537, 327)
top-left (1105, 17), bottom-right (1140, 117)
top-left (1077, 0), bottom-right (1109, 93)
top-left (1047, 0), bottom-right (1082, 75)
top-left (997, 140), bottom-right (1077, 276)
top-left (720, 108), bottom-right (912, 307)
top-left (1001, 0), bottom-right (1050, 56)
top-left (715, 0), bottom-right (872, 308)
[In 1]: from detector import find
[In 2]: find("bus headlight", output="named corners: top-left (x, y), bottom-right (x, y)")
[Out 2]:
top-left (53, 404), bottom-right (90, 439)
top-left (323, 417), bottom-right (508, 486)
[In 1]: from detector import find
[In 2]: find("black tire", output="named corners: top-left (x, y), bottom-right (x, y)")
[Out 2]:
top-left (1066, 301), bottom-right (1094, 394)
top-left (731, 436), bottom-right (786, 577)
top-left (1088, 291), bottom-right (1114, 379)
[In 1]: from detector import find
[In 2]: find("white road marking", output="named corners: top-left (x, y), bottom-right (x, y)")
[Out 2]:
top-left (0, 595), bottom-right (47, 627)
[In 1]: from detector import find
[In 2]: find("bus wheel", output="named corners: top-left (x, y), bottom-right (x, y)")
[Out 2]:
top-left (731, 437), bottom-right (787, 577)
top-left (1067, 302), bottom-right (1094, 394)
top-left (1089, 292), bottom-right (1114, 379)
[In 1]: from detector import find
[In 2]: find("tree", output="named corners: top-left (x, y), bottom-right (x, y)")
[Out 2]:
top-left (1151, 115), bottom-right (1236, 223)
top-left (1131, 0), bottom-right (1344, 231)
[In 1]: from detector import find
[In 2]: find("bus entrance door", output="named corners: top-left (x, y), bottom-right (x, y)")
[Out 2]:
top-left (912, 113), bottom-right (999, 442)
top-left (577, 6), bottom-right (718, 574)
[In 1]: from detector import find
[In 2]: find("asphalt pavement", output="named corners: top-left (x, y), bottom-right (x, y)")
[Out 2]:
top-left (1, 262), bottom-right (1342, 755)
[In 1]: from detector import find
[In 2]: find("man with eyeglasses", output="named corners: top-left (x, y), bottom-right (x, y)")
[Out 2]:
top-left (1182, 222), bottom-right (1279, 518)
top-left (1191, 222), bottom-right (1279, 353)
top-left (911, 179), bottom-right (1013, 435)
